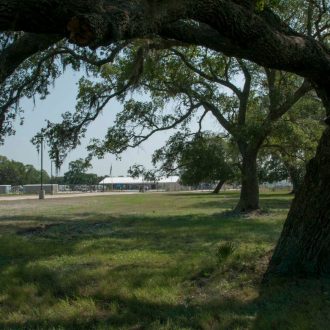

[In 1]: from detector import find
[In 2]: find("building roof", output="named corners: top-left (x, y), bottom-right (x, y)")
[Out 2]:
top-left (99, 176), bottom-right (180, 185)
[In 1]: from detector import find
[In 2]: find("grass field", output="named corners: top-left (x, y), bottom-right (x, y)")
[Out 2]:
top-left (0, 191), bottom-right (329, 329)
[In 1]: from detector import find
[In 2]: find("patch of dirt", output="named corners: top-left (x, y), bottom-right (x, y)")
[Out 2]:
top-left (242, 209), bottom-right (270, 218)
top-left (16, 222), bottom-right (112, 238)
top-left (16, 223), bottom-right (61, 236)
top-left (190, 266), bottom-right (216, 288)
top-left (256, 249), bottom-right (274, 274)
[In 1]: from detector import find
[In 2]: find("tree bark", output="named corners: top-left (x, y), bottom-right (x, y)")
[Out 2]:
top-left (235, 149), bottom-right (259, 212)
top-left (266, 127), bottom-right (330, 276)
top-left (286, 165), bottom-right (303, 195)
top-left (212, 180), bottom-right (225, 194)
top-left (0, 0), bottom-right (329, 89)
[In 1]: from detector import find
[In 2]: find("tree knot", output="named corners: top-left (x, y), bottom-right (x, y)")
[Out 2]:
top-left (67, 16), bottom-right (96, 46)
top-left (67, 7), bottom-right (130, 47)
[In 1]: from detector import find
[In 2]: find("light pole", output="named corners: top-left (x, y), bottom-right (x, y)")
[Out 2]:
top-left (50, 160), bottom-right (53, 184)
top-left (39, 137), bottom-right (45, 199)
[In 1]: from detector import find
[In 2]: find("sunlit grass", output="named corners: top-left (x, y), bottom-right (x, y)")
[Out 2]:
top-left (0, 191), bottom-right (329, 329)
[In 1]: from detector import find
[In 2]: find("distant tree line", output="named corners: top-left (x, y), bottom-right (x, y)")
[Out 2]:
top-left (0, 155), bottom-right (50, 185)
top-left (0, 156), bottom-right (103, 186)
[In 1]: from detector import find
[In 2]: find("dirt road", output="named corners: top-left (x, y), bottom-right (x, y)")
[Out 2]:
top-left (0, 191), bottom-right (140, 201)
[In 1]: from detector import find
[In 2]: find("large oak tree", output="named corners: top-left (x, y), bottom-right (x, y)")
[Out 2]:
top-left (0, 0), bottom-right (329, 276)
top-left (76, 47), bottom-right (311, 212)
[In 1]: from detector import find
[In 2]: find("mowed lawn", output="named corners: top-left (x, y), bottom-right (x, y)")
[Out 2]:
top-left (0, 191), bottom-right (329, 329)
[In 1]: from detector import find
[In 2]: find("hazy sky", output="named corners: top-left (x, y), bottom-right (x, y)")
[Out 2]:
top-left (0, 69), bottom-right (220, 176)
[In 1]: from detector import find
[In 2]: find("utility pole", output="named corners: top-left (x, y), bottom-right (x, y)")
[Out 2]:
top-left (39, 137), bottom-right (45, 199)
top-left (50, 161), bottom-right (53, 183)
top-left (109, 164), bottom-right (113, 191)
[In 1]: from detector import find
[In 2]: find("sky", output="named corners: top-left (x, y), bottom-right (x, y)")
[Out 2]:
top-left (0, 69), bottom-right (220, 177)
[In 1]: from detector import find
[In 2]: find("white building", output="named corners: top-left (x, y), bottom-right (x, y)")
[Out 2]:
top-left (0, 185), bottom-right (11, 194)
top-left (23, 184), bottom-right (59, 195)
top-left (99, 176), bottom-right (182, 191)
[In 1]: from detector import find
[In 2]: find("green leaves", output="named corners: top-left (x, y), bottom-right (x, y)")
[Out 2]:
top-left (0, 155), bottom-right (50, 185)
top-left (63, 158), bottom-right (99, 185)
top-left (153, 132), bottom-right (239, 186)
top-left (255, 0), bottom-right (266, 12)
top-left (255, 0), bottom-right (281, 12)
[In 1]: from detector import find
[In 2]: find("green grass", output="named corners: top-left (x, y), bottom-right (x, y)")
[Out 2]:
top-left (0, 191), bottom-right (329, 329)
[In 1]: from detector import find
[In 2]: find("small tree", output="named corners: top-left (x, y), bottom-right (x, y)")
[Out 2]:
top-left (263, 96), bottom-right (324, 193)
top-left (63, 158), bottom-right (98, 185)
top-left (152, 133), bottom-right (239, 193)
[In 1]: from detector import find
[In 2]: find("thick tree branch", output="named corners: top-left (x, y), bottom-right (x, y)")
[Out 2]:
top-left (265, 68), bottom-right (277, 113)
top-left (237, 59), bottom-right (251, 126)
top-left (0, 33), bottom-right (61, 84)
top-left (269, 80), bottom-right (313, 121)
top-left (125, 102), bottom-right (202, 151)
top-left (171, 48), bottom-right (242, 98)
top-left (202, 101), bottom-right (234, 135)
top-left (249, 79), bottom-right (314, 152)
top-left (0, 0), bottom-right (328, 88)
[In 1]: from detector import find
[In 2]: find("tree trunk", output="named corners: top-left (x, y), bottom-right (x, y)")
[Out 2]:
top-left (212, 180), bottom-right (225, 194)
top-left (235, 150), bottom-right (259, 212)
top-left (266, 127), bottom-right (330, 276)
top-left (287, 165), bottom-right (303, 195)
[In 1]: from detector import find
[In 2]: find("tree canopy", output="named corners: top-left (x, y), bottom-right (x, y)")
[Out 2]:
top-left (63, 158), bottom-right (99, 185)
top-left (154, 133), bottom-right (239, 188)
top-left (0, 155), bottom-right (50, 185)
top-left (0, 0), bottom-right (329, 136)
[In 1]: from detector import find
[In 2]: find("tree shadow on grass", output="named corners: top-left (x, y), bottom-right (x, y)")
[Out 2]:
top-left (252, 276), bottom-right (330, 330)
top-left (2, 265), bottom-right (329, 330)
top-left (0, 294), bottom-right (259, 329)
top-left (260, 199), bottom-right (292, 210)
top-left (168, 191), bottom-right (245, 201)
top-left (0, 230), bottom-right (263, 329)
top-left (186, 196), bottom-right (292, 211)
top-left (1, 210), bottom-right (328, 329)
top-left (0, 209), bottom-right (282, 240)
top-left (0, 211), bottom-right (286, 329)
